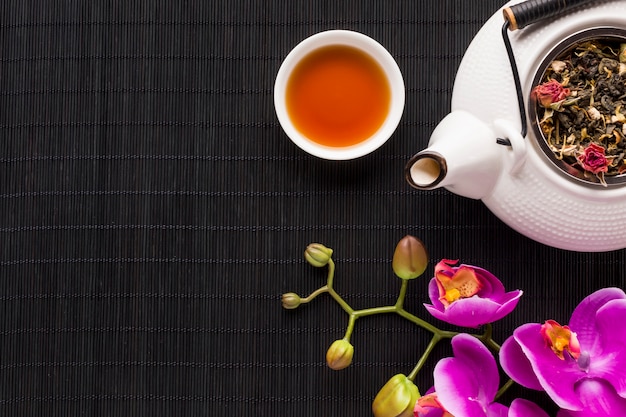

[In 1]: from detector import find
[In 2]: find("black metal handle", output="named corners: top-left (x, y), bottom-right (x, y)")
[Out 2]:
top-left (503, 0), bottom-right (597, 30)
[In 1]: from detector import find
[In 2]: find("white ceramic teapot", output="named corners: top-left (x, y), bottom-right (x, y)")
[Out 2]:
top-left (405, 0), bottom-right (626, 252)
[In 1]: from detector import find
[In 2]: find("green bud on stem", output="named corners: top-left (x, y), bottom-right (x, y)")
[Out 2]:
top-left (325, 339), bottom-right (354, 370)
top-left (304, 243), bottom-right (333, 267)
top-left (372, 373), bottom-right (420, 417)
top-left (281, 292), bottom-right (301, 309)
top-left (392, 235), bottom-right (428, 280)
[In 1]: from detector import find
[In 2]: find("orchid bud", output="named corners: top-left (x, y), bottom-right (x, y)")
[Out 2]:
top-left (372, 373), bottom-right (420, 417)
top-left (325, 339), bottom-right (354, 370)
top-left (304, 243), bottom-right (333, 267)
top-left (392, 235), bottom-right (428, 280)
top-left (281, 292), bottom-right (301, 309)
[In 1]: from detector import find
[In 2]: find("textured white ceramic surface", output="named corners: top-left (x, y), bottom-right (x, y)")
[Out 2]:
top-left (448, 0), bottom-right (626, 252)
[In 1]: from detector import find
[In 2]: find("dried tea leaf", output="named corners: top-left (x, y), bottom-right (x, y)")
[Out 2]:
top-left (536, 38), bottom-right (626, 180)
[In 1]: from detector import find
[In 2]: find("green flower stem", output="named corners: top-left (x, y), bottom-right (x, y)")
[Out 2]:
top-left (325, 259), bottom-right (356, 315)
top-left (343, 306), bottom-right (395, 340)
top-left (328, 286), bottom-right (354, 315)
top-left (404, 324), bottom-right (502, 381)
top-left (395, 308), bottom-right (456, 338)
top-left (308, 256), bottom-right (504, 382)
top-left (341, 283), bottom-right (459, 347)
top-left (344, 314), bottom-right (357, 340)
top-left (395, 279), bottom-right (409, 309)
top-left (476, 323), bottom-right (501, 352)
top-left (408, 334), bottom-right (441, 381)
top-left (495, 378), bottom-right (515, 400)
top-left (300, 285), bottom-right (329, 304)
top-left (327, 259), bottom-right (337, 287)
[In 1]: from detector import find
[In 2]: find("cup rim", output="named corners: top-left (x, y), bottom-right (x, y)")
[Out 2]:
top-left (273, 29), bottom-right (405, 160)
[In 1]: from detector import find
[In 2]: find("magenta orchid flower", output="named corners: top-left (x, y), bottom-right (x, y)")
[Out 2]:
top-left (500, 287), bottom-right (626, 415)
top-left (414, 334), bottom-right (548, 417)
top-left (423, 259), bottom-right (523, 328)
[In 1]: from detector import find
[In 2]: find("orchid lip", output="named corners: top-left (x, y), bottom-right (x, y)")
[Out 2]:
top-left (540, 319), bottom-right (580, 360)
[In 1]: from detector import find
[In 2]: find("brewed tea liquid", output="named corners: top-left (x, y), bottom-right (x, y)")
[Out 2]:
top-left (286, 45), bottom-right (391, 147)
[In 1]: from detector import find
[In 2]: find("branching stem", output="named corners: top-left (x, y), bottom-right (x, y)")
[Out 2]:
top-left (296, 254), bottom-right (509, 393)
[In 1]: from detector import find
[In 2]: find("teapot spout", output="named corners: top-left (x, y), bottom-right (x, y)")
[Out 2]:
top-left (405, 147), bottom-right (501, 200)
top-left (406, 147), bottom-right (502, 200)
top-left (404, 152), bottom-right (448, 189)
top-left (405, 111), bottom-right (526, 200)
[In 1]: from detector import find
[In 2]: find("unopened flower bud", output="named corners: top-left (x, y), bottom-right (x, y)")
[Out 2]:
top-left (392, 235), bottom-right (428, 280)
top-left (372, 373), bottom-right (420, 417)
top-left (304, 243), bottom-right (333, 267)
top-left (281, 292), bottom-right (301, 309)
top-left (325, 339), bottom-right (354, 370)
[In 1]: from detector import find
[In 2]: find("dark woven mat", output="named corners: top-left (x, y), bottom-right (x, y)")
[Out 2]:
top-left (1, 1), bottom-right (624, 416)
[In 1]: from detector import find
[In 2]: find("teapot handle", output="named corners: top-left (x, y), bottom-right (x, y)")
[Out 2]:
top-left (503, 0), bottom-right (597, 31)
top-left (493, 119), bottom-right (526, 175)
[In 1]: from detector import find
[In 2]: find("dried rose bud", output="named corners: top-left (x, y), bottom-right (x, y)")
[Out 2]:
top-left (281, 292), bottom-right (301, 309)
top-left (392, 235), bottom-right (428, 280)
top-left (325, 339), bottom-right (354, 370)
top-left (532, 79), bottom-right (570, 108)
top-left (304, 243), bottom-right (333, 267)
top-left (577, 143), bottom-right (610, 175)
top-left (372, 373), bottom-right (420, 417)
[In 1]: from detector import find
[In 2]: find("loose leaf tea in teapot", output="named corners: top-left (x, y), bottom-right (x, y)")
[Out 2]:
top-left (533, 38), bottom-right (626, 185)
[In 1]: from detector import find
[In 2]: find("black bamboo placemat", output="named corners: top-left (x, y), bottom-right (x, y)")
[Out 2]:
top-left (1, 1), bottom-right (625, 416)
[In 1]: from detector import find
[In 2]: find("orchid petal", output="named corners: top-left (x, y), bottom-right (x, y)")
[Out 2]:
top-left (569, 287), bottom-right (626, 355)
top-left (508, 398), bottom-right (550, 417)
top-left (500, 334), bottom-right (543, 390)
top-left (427, 278), bottom-right (445, 309)
top-left (493, 290), bottom-right (523, 315)
top-left (414, 405), bottom-right (445, 417)
top-left (451, 334), bottom-right (499, 400)
top-left (434, 334), bottom-right (499, 416)
top-left (590, 299), bottom-right (626, 398)
top-left (486, 402), bottom-right (508, 417)
top-left (424, 291), bottom-right (521, 328)
top-left (413, 390), bottom-right (446, 417)
top-left (424, 298), bottom-right (498, 328)
top-left (469, 264), bottom-right (506, 297)
top-left (433, 259), bottom-right (457, 276)
top-left (434, 357), bottom-right (490, 417)
top-left (513, 323), bottom-right (583, 411)
top-left (556, 378), bottom-right (626, 417)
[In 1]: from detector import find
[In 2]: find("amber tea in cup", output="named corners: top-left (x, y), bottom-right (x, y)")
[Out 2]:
top-left (274, 30), bottom-right (405, 160)
top-left (286, 44), bottom-right (391, 147)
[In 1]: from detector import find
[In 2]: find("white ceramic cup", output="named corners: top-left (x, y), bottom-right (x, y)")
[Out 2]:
top-left (274, 30), bottom-right (405, 160)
